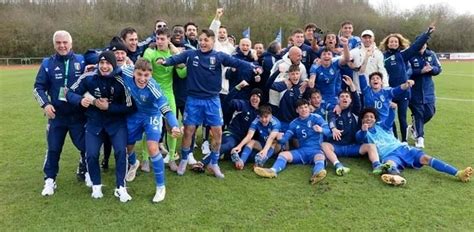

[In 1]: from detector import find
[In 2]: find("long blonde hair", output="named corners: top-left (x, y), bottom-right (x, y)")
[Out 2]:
top-left (379, 33), bottom-right (410, 52)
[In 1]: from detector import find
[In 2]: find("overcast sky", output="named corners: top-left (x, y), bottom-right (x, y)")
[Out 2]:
top-left (369, 0), bottom-right (474, 15)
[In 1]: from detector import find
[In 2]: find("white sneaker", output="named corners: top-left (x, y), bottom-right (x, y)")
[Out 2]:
top-left (163, 154), bottom-right (170, 164)
top-left (168, 160), bottom-right (178, 172)
top-left (114, 186), bottom-right (132, 203)
top-left (152, 186), bottom-right (166, 203)
top-left (141, 159), bottom-right (150, 173)
top-left (206, 164), bottom-right (225, 179)
top-left (41, 178), bottom-right (56, 196)
top-left (201, 140), bottom-right (211, 155)
top-left (84, 172), bottom-right (93, 187)
top-left (415, 137), bottom-right (425, 148)
top-left (177, 159), bottom-right (188, 176)
top-left (159, 143), bottom-right (169, 156)
top-left (91, 185), bottom-right (103, 199)
top-left (125, 160), bottom-right (140, 182)
top-left (187, 152), bottom-right (197, 165)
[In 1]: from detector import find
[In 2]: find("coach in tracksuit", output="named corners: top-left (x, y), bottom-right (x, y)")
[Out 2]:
top-left (408, 44), bottom-right (442, 148)
top-left (66, 51), bottom-right (134, 199)
top-left (34, 30), bottom-right (86, 196)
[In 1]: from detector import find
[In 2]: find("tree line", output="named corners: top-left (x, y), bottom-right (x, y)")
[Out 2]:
top-left (0, 0), bottom-right (472, 57)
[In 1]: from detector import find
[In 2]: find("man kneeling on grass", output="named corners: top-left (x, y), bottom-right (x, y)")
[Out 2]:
top-left (254, 99), bottom-right (331, 184)
top-left (356, 107), bottom-right (472, 186)
top-left (230, 104), bottom-right (281, 170)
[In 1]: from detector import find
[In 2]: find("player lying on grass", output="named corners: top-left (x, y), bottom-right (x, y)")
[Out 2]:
top-left (230, 104), bottom-right (281, 170)
top-left (321, 75), bottom-right (384, 176)
top-left (356, 107), bottom-right (473, 186)
top-left (254, 99), bottom-right (331, 185)
top-left (122, 59), bottom-right (181, 202)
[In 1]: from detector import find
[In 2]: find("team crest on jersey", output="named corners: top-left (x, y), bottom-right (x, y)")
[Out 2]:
top-left (390, 55), bottom-right (395, 61)
top-left (329, 68), bottom-right (335, 75)
top-left (54, 66), bottom-right (61, 71)
top-left (413, 60), bottom-right (420, 67)
top-left (193, 56), bottom-right (199, 67)
top-left (94, 87), bottom-right (101, 97)
top-left (307, 121), bottom-right (312, 128)
top-left (302, 51), bottom-right (307, 57)
top-left (210, 56), bottom-right (216, 65)
top-left (427, 56), bottom-right (432, 62)
top-left (110, 87), bottom-right (114, 95)
top-left (74, 62), bottom-right (81, 71)
top-left (380, 95), bottom-right (385, 102)
top-left (140, 94), bottom-right (146, 102)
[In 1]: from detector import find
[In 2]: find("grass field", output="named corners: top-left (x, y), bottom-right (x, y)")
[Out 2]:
top-left (0, 62), bottom-right (473, 231)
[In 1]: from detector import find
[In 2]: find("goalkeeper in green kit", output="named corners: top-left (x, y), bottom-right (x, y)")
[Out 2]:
top-left (143, 28), bottom-right (186, 171)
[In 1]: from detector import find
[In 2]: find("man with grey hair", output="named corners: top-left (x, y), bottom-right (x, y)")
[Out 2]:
top-left (33, 30), bottom-right (87, 196)
top-left (268, 46), bottom-right (308, 108)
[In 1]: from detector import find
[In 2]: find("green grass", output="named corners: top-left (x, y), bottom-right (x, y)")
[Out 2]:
top-left (1, 62), bottom-right (473, 231)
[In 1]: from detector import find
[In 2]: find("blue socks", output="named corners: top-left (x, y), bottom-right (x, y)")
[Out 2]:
top-left (429, 158), bottom-right (458, 176)
top-left (372, 161), bottom-right (381, 169)
top-left (210, 151), bottom-right (219, 165)
top-left (128, 152), bottom-right (137, 165)
top-left (313, 160), bottom-right (325, 175)
top-left (272, 156), bottom-right (287, 173)
top-left (181, 147), bottom-right (191, 161)
top-left (150, 153), bottom-right (165, 187)
top-left (240, 146), bottom-right (253, 163)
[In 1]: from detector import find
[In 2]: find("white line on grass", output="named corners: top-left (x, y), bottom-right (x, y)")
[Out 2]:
top-left (441, 73), bottom-right (474, 77)
top-left (437, 97), bottom-right (474, 102)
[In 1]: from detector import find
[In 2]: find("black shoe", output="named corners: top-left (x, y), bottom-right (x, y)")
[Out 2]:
top-left (76, 162), bottom-right (87, 182)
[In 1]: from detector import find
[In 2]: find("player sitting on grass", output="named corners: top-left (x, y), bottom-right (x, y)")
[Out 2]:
top-left (321, 75), bottom-right (384, 176)
top-left (121, 59), bottom-right (181, 202)
top-left (254, 99), bottom-right (331, 185)
top-left (356, 107), bottom-right (473, 186)
top-left (230, 104), bottom-right (281, 170)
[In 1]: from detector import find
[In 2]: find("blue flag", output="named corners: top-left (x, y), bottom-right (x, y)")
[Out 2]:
top-left (242, 27), bottom-right (250, 39)
top-left (275, 27), bottom-right (282, 43)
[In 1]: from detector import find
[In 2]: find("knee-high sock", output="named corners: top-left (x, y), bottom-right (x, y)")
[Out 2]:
top-left (181, 147), bottom-right (191, 161)
top-left (272, 156), bottom-right (287, 173)
top-left (150, 153), bottom-right (165, 187)
top-left (312, 160), bottom-right (325, 175)
top-left (261, 147), bottom-right (275, 164)
top-left (210, 151), bottom-right (220, 165)
top-left (166, 132), bottom-right (177, 160)
top-left (240, 146), bottom-right (253, 163)
top-left (429, 158), bottom-right (458, 176)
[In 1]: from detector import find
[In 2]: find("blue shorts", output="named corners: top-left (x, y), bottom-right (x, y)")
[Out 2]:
top-left (183, 96), bottom-right (223, 126)
top-left (383, 146), bottom-right (424, 170)
top-left (333, 144), bottom-right (362, 157)
top-left (127, 112), bottom-right (162, 144)
top-left (290, 147), bottom-right (323, 165)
